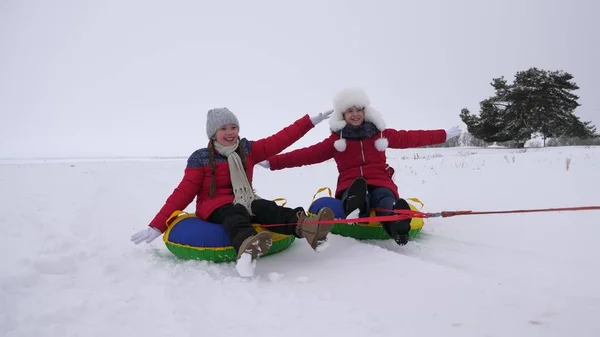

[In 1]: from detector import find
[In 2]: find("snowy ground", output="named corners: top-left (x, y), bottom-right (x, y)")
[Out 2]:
top-left (2, 146), bottom-right (600, 337)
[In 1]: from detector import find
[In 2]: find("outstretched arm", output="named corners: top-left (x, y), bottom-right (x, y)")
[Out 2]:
top-left (249, 110), bottom-right (332, 163)
top-left (268, 134), bottom-right (336, 170)
top-left (384, 128), bottom-right (447, 149)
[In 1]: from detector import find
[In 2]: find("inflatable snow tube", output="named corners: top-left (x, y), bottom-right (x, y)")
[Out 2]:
top-left (162, 211), bottom-right (295, 262)
top-left (307, 188), bottom-right (425, 240)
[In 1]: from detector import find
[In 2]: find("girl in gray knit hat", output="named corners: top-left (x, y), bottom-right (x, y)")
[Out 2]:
top-left (131, 107), bottom-right (334, 277)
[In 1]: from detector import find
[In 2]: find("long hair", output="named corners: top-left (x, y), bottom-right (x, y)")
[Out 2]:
top-left (207, 138), bottom-right (248, 197)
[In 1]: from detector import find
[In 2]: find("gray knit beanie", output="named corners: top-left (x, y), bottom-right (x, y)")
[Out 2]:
top-left (206, 107), bottom-right (240, 139)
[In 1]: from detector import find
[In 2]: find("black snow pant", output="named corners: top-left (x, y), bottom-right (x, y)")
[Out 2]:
top-left (208, 199), bottom-right (305, 253)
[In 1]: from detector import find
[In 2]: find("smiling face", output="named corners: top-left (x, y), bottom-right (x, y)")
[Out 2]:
top-left (213, 123), bottom-right (239, 146)
top-left (343, 106), bottom-right (365, 126)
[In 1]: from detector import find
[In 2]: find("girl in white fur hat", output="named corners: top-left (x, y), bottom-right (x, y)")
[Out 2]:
top-left (259, 87), bottom-right (461, 245)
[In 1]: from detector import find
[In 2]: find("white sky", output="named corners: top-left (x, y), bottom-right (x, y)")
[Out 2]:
top-left (1, 0), bottom-right (598, 158)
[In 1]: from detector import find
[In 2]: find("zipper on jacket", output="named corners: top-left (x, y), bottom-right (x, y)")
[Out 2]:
top-left (359, 140), bottom-right (366, 176)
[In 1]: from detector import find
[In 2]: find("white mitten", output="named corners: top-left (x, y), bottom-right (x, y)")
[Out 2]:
top-left (257, 160), bottom-right (270, 169)
top-left (445, 126), bottom-right (462, 140)
top-left (130, 227), bottom-right (162, 244)
top-left (309, 109), bottom-right (334, 126)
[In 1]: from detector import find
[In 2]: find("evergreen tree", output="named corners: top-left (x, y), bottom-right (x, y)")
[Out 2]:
top-left (460, 67), bottom-right (596, 147)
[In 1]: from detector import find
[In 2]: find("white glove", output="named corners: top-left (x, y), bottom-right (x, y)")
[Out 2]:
top-left (130, 227), bottom-right (162, 244)
top-left (309, 109), bottom-right (333, 126)
top-left (445, 126), bottom-right (462, 140)
top-left (257, 160), bottom-right (270, 169)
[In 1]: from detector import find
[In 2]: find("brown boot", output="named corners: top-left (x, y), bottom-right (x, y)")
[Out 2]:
top-left (295, 207), bottom-right (335, 251)
top-left (236, 231), bottom-right (273, 260)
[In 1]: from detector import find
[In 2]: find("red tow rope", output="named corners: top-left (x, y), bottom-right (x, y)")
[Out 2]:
top-left (380, 205), bottom-right (600, 218)
top-left (259, 205), bottom-right (600, 228)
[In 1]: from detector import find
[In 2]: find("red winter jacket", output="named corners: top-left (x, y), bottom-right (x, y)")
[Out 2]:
top-left (268, 127), bottom-right (447, 199)
top-left (148, 114), bottom-right (315, 232)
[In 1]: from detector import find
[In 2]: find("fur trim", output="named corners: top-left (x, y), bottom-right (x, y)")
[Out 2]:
top-left (329, 87), bottom-right (386, 132)
top-left (374, 137), bottom-right (388, 151)
top-left (364, 106), bottom-right (386, 131)
top-left (334, 138), bottom-right (347, 152)
top-left (329, 119), bottom-right (347, 132)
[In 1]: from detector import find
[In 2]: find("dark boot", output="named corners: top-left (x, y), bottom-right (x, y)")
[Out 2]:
top-left (236, 231), bottom-right (273, 260)
top-left (343, 177), bottom-right (368, 217)
top-left (385, 198), bottom-right (412, 246)
top-left (295, 207), bottom-right (335, 251)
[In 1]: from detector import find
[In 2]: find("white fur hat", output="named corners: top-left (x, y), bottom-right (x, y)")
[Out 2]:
top-left (328, 87), bottom-right (388, 152)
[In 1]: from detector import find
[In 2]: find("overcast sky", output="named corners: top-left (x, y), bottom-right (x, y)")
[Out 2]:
top-left (1, 0), bottom-right (598, 158)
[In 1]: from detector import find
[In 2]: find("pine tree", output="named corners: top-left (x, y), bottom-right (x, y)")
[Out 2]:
top-left (460, 67), bottom-right (596, 147)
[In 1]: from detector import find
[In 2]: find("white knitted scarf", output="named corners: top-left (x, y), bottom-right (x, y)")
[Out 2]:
top-left (213, 140), bottom-right (257, 215)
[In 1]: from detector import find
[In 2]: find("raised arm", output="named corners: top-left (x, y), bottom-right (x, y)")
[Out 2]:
top-left (268, 134), bottom-right (336, 170)
top-left (248, 110), bottom-right (332, 163)
top-left (248, 114), bottom-right (315, 163)
top-left (383, 128), bottom-right (447, 149)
